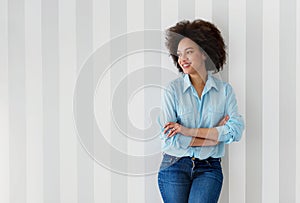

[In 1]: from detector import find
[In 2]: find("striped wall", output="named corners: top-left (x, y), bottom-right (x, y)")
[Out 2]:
top-left (0, 0), bottom-right (299, 202)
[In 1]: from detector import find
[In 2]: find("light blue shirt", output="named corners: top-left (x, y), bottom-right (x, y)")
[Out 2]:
top-left (158, 73), bottom-right (244, 159)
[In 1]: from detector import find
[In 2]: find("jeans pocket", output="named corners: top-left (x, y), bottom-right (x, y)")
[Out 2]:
top-left (159, 153), bottom-right (180, 170)
top-left (208, 158), bottom-right (222, 170)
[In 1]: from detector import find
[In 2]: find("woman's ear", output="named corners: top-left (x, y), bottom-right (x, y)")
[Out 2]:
top-left (202, 52), bottom-right (207, 60)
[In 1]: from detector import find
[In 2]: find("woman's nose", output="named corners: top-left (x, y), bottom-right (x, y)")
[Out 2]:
top-left (180, 53), bottom-right (188, 61)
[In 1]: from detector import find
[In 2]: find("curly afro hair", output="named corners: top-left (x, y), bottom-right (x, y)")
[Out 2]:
top-left (165, 19), bottom-right (226, 73)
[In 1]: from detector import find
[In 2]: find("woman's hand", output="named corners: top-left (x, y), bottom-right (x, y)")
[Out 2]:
top-left (217, 115), bottom-right (229, 126)
top-left (163, 122), bottom-right (190, 138)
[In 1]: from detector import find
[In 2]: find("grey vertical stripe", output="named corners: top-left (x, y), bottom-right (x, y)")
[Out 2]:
top-left (212, 0), bottom-right (229, 82)
top-left (297, 2), bottom-right (300, 202)
top-left (279, 0), bottom-right (296, 202)
top-left (110, 0), bottom-right (127, 202)
top-left (144, 1), bottom-right (161, 202)
top-left (41, 0), bottom-right (60, 202)
top-left (212, 1), bottom-right (229, 202)
top-left (76, 0), bottom-right (94, 202)
top-left (178, 0), bottom-right (195, 20)
top-left (8, 0), bottom-right (26, 202)
top-left (246, 0), bottom-right (263, 202)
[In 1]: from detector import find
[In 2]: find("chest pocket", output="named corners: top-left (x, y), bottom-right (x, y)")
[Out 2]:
top-left (207, 107), bottom-right (225, 127)
top-left (177, 107), bottom-right (195, 128)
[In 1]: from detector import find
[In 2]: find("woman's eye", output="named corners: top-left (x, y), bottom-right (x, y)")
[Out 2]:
top-left (187, 51), bottom-right (193, 54)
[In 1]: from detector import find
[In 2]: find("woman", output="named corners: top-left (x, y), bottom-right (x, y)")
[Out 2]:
top-left (157, 19), bottom-right (245, 203)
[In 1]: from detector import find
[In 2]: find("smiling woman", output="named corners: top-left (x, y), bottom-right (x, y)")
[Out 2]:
top-left (165, 19), bottom-right (226, 74)
top-left (157, 19), bottom-right (245, 203)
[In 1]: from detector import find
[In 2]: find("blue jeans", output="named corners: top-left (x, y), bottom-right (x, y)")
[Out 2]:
top-left (158, 153), bottom-right (223, 203)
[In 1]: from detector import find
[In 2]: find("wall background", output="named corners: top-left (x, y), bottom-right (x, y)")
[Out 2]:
top-left (0, 0), bottom-right (300, 202)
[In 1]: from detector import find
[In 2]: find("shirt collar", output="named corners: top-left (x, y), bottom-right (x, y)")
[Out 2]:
top-left (183, 74), bottom-right (192, 93)
top-left (182, 73), bottom-right (219, 93)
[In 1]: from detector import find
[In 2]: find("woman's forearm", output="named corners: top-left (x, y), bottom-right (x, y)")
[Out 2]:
top-left (186, 127), bottom-right (219, 141)
top-left (189, 137), bottom-right (219, 146)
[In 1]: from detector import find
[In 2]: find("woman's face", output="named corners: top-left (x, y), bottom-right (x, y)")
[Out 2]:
top-left (177, 37), bottom-right (206, 75)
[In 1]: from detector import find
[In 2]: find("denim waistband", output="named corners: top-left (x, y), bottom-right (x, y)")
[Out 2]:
top-left (181, 156), bottom-right (221, 162)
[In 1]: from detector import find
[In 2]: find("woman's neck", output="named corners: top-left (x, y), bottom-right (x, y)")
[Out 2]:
top-left (189, 72), bottom-right (207, 88)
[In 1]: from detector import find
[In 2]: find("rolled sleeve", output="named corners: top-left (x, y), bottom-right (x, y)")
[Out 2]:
top-left (166, 133), bottom-right (192, 149)
top-left (217, 84), bottom-right (245, 144)
top-left (157, 84), bottom-right (192, 149)
top-left (216, 117), bottom-right (244, 144)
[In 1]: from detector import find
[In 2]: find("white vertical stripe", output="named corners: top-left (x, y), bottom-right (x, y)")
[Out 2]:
top-left (127, 0), bottom-right (144, 32)
top-left (93, 0), bottom-right (110, 48)
top-left (25, 0), bottom-right (43, 202)
top-left (0, 0), bottom-right (9, 202)
top-left (212, 2), bottom-right (229, 202)
top-left (279, 0), bottom-right (296, 202)
top-left (262, 0), bottom-right (280, 202)
top-left (93, 0), bottom-right (111, 202)
top-left (127, 0), bottom-right (145, 202)
top-left (228, 0), bottom-right (246, 202)
top-left (94, 63), bottom-right (112, 203)
top-left (195, 0), bottom-right (212, 21)
top-left (161, 0), bottom-right (178, 29)
top-left (296, 0), bottom-right (300, 201)
top-left (58, 0), bottom-right (78, 203)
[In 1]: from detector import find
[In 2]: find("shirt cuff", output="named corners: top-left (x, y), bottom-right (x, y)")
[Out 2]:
top-left (176, 134), bottom-right (193, 149)
top-left (216, 125), bottom-right (233, 144)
